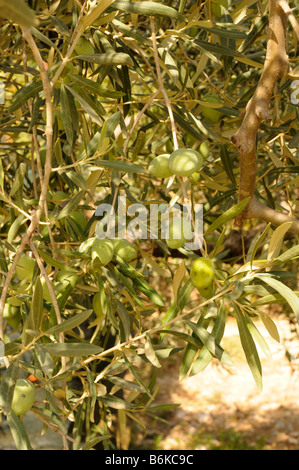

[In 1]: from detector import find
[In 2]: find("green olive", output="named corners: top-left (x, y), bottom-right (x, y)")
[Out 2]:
top-left (3, 303), bottom-right (21, 328)
top-left (190, 172), bottom-right (200, 183)
top-left (197, 283), bottom-right (214, 299)
top-left (148, 154), bottom-right (173, 178)
top-left (15, 254), bottom-right (36, 282)
top-left (10, 379), bottom-right (36, 416)
top-left (190, 257), bottom-right (215, 289)
top-left (168, 148), bottom-right (203, 177)
top-left (91, 239), bottom-right (114, 266)
top-left (112, 238), bottom-right (137, 263)
top-left (166, 218), bottom-right (193, 250)
top-left (93, 292), bottom-right (105, 317)
top-left (199, 142), bottom-right (210, 160)
top-left (201, 95), bottom-right (222, 123)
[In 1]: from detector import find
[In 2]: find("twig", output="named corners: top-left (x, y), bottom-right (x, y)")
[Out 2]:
top-left (51, 0), bottom-right (87, 87)
top-left (122, 89), bottom-right (160, 157)
top-left (279, 0), bottom-right (299, 38)
top-left (150, 16), bottom-right (179, 150)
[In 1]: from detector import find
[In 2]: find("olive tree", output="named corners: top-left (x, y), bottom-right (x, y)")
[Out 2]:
top-left (0, 0), bottom-right (298, 450)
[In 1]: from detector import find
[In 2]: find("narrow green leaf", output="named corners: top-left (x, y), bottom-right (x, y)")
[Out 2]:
top-left (115, 300), bottom-right (131, 341)
top-left (248, 223), bottom-right (271, 264)
top-left (64, 84), bottom-right (102, 126)
top-left (144, 333), bottom-right (161, 368)
top-left (60, 84), bottom-right (74, 145)
top-left (30, 276), bottom-right (44, 331)
top-left (190, 301), bottom-right (227, 376)
top-left (49, 15), bottom-right (70, 36)
top-left (45, 309), bottom-right (93, 336)
top-left (99, 395), bottom-right (134, 409)
top-left (7, 214), bottom-right (25, 244)
top-left (132, 277), bottom-right (165, 306)
top-left (220, 145), bottom-right (237, 186)
top-left (255, 274), bottom-right (299, 324)
top-left (65, 170), bottom-right (88, 190)
top-left (31, 27), bottom-right (61, 55)
top-left (122, 352), bottom-right (153, 398)
top-left (80, 435), bottom-right (112, 450)
top-left (194, 39), bottom-right (243, 57)
top-left (275, 245), bottom-right (299, 263)
top-left (108, 376), bottom-right (145, 393)
top-left (7, 411), bottom-right (33, 450)
top-left (258, 311), bottom-right (280, 343)
top-left (235, 305), bottom-right (262, 390)
top-left (186, 320), bottom-right (233, 367)
top-left (42, 342), bottom-right (103, 357)
top-left (56, 190), bottom-right (85, 220)
top-left (112, 1), bottom-right (185, 21)
top-left (74, 52), bottom-right (133, 67)
top-left (0, 0), bottom-right (38, 27)
top-left (205, 197), bottom-right (250, 234)
top-left (238, 14), bottom-right (268, 53)
top-left (93, 159), bottom-right (146, 173)
top-left (267, 222), bottom-right (293, 261)
top-left (0, 361), bottom-right (19, 414)
top-left (245, 315), bottom-right (271, 358)
top-left (8, 80), bottom-right (43, 112)
top-left (10, 162), bottom-right (26, 197)
top-left (161, 279), bottom-right (194, 337)
top-left (37, 249), bottom-right (77, 272)
top-left (68, 73), bottom-right (125, 98)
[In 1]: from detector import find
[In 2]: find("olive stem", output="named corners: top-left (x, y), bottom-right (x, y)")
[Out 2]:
top-left (150, 16), bottom-right (179, 151)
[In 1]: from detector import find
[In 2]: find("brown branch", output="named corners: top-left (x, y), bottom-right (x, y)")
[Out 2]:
top-left (231, 0), bottom-right (298, 233)
top-left (279, 0), bottom-right (299, 39)
top-left (247, 196), bottom-right (299, 234)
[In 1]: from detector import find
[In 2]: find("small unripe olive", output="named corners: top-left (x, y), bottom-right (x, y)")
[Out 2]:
top-left (91, 239), bottom-right (114, 266)
top-left (199, 142), bottom-right (210, 160)
top-left (201, 95), bottom-right (222, 123)
top-left (190, 257), bottom-right (215, 289)
top-left (3, 303), bottom-right (21, 328)
top-left (166, 218), bottom-right (193, 250)
top-left (168, 148), bottom-right (203, 177)
top-left (148, 154), bottom-right (172, 178)
top-left (11, 379), bottom-right (36, 415)
top-left (93, 292), bottom-right (105, 317)
top-left (15, 254), bottom-right (36, 282)
top-left (112, 238), bottom-right (137, 263)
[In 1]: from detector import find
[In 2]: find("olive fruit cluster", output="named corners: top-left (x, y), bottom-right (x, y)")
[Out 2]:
top-left (190, 257), bottom-right (215, 299)
top-left (85, 237), bottom-right (137, 267)
top-left (149, 145), bottom-right (210, 179)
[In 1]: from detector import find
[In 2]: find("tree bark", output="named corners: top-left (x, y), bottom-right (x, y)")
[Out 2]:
top-left (231, 0), bottom-right (298, 234)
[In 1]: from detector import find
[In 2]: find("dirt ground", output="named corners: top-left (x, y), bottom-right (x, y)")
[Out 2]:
top-left (134, 313), bottom-right (299, 451)
top-left (2, 311), bottom-right (299, 450)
